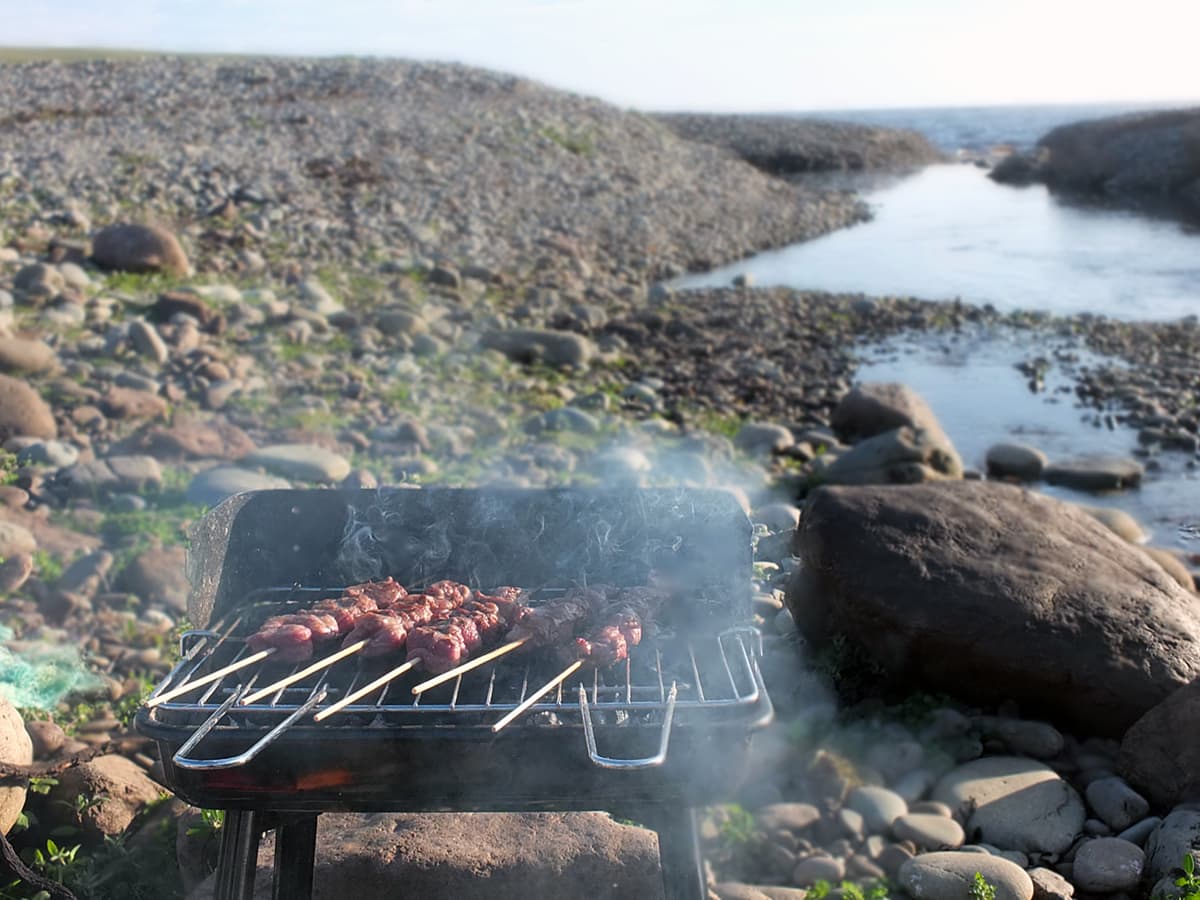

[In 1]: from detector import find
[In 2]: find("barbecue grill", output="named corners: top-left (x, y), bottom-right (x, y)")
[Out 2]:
top-left (136, 487), bottom-right (773, 900)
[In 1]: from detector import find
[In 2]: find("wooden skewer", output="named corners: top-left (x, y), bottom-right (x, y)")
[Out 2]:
top-left (146, 648), bottom-right (277, 708)
top-left (240, 640), bottom-right (367, 705)
top-left (491, 660), bottom-right (583, 734)
top-left (411, 638), bottom-right (529, 695)
top-left (312, 660), bottom-right (417, 722)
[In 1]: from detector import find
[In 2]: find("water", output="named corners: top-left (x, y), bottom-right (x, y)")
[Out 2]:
top-left (788, 100), bottom-right (1197, 153)
top-left (678, 164), bottom-right (1200, 320)
top-left (859, 330), bottom-right (1200, 550)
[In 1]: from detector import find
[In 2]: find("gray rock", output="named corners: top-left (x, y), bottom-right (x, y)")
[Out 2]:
top-left (755, 803), bottom-right (820, 833)
top-left (0, 373), bottom-right (56, 440)
top-left (17, 439), bottom-right (79, 469)
top-left (791, 855), bottom-right (844, 886)
top-left (1144, 809), bottom-right (1200, 882)
top-left (1044, 455), bottom-right (1143, 491)
top-left (588, 446), bottom-right (652, 483)
top-left (106, 455), bottom-right (164, 491)
top-left (1116, 815), bottom-right (1161, 846)
top-left (128, 319), bottom-right (169, 364)
top-left (1071, 837), bottom-right (1144, 892)
top-left (480, 328), bottom-right (595, 368)
top-left (527, 408), bottom-right (601, 434)
top-left (1086, 777), bottom-right (1150, 832)
top-left (0, 337), bottom-right (57, 374)
top-left (245, 444), bottom-right (351, 483)
top-left (898, 851), bottom-right (1033, 900)
top-left (0, 521), bottom-right (36, 558)
top-left (788, 481), bottom-right (1200, 734)
top-left (986, 442), bottom-right (1048, 481)
top-left (846, 785), bottom-right (907, 834)
top-left (735, 423), bottom-right (794, 456)
top-left (374, 307), bottom-right (428, 336)
top-left (1027, 867), bottom-right (1074, 900)
top-left (1078, 504), bottom-right (1146, 543)
top-left (751, 503), bottom-right (800, 533)
top-left (186, 466), bottom-right (290, 507)
top-left (296, 278), bottom-right (344, 315)
top-left (1120, 679), bottom-right (1200, 807)
top-left (931, 757), bottom-right (1084, 855)
top-left (822, 426), bottom-right (962, 484)
top-left (92, 223), bottom-right (190, 276)
top-left (972, 716), bottom-right (1064, 758)
top-left (892, 813), bottom-right (964, 849)
top-left (12, 263), bottom-right (64, 300)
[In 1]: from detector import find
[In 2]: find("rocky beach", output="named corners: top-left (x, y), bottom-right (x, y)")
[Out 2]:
top-left (0, 55), bottom-right (1199, 900)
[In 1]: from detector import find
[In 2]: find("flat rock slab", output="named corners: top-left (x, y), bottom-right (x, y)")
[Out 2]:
top-left (788, 481), bottom-right (1200, 734)
top-left (186, 466), bottom-right (290, 507)
top-left (1043, 455), bottom-right (1143, 491)
top-left (187, 812), bottom-right (663, 900)
top-left (245, 444), bottom-right (351, 483)
top-left (931, 757), bottom-right (1084, 855)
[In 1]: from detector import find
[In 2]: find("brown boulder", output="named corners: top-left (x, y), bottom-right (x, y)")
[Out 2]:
top-left (150, 291), bottom-right (226, 334)
top-left (787, 481), bottom-right (1200, 734)
top-left (116, 544), bottom-right (188, 612)
top-left (187, 812), bottom-right (662, 899)
top-left (102, 386), bottom-right (168, 421)
top-left (1119, 679), bottom-right (1200, 806)
top-left (0, 701), bottom-right (32, 834)
top-left (48, 754), bottom-right (163, 839)
top-left (830, 383), bottom-right (962, 477)
top-left (0, 338), bottom-right (57, 374)
top-left (91, 223), bottom-right (190, 277)
top-left (125, 417), bottom-right (255, 461)
top-left (0, 373), bottom-right (56, 440)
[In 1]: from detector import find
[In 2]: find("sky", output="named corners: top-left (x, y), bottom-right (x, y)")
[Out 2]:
top-left (1, 0), bottom-right (1198, 112)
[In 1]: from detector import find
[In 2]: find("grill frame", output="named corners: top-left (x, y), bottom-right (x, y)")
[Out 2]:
top-left (136, 487), bottom-right (770, 900)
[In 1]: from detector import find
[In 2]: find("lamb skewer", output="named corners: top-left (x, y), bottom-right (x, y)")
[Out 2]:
top-left (491, 586), bottom-right (669, 733)
top-left (240, 580), bottom-right (472, 705)
top-left (316, 587), bottom-right (527, 719)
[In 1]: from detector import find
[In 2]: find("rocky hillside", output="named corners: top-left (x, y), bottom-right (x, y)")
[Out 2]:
top-left (990, 107), bottom-right (1200, 222)
top-left (0, 57), bottom-right (875, 282)
top-left (654, 113), bottom-right (944, 176)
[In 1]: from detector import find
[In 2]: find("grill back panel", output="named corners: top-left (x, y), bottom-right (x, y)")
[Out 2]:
top-left (188, 487), bottom-right (753, 627)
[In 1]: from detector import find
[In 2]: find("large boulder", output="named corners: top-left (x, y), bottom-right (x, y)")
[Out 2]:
top-left (1119, 679), bottom-right (1200, 807)
top-left (787, 481), bottom-right (1200, 734)
top-left (92, 223), bottom-right (191, 276)
top-left (187, 812), bottom-right (662, 899)
top-left (0, 700), bottom-right (32, 834)
top-left (0, 373), bottom-right (56, 440)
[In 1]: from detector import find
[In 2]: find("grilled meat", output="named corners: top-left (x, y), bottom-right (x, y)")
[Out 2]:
top-left (507, 585), bottom-right (610, 648)
top-left (406, 588), bottom-right (529, 674)
top-left (574, 586), bottom-right (669, 667)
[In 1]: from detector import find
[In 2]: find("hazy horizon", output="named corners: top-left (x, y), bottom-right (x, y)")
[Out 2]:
top-left (2, 0), bottom-right (1198, 112)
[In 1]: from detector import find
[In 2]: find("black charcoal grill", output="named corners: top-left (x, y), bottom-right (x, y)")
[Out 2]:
top-left (136, 488), bottom-right (773, 900)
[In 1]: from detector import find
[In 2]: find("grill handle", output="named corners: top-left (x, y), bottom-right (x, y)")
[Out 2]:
top-left (172, 684), bottom-right (328, 771)
top-left (578, 681), bottom-right (677, 770)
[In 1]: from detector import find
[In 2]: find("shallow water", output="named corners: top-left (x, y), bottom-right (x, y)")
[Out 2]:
top-left (857, 329), bottom-right (1200, 552)
top-left (679, 165), bottom-right (1200, 321)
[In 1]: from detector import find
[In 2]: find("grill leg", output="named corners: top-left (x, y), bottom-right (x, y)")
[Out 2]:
top-left (214, 809), bottom-right (262, 900)
top-left (271, 814), bottom-right (319, 900)
top-left (627, 807), bottom-right (707, 900)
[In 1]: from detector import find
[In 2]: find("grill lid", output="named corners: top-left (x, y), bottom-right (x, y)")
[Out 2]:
top-left (187, 487), bottom-right (754, 628)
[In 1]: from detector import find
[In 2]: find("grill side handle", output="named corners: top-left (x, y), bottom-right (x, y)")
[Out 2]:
top-left (172, 684), bottom-right (327, 771)
top-left (578, 682), bottom-right (678, 769)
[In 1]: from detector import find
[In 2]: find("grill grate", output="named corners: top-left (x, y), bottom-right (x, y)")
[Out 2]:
top-left (146, 585), bottom-right (768, 738)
